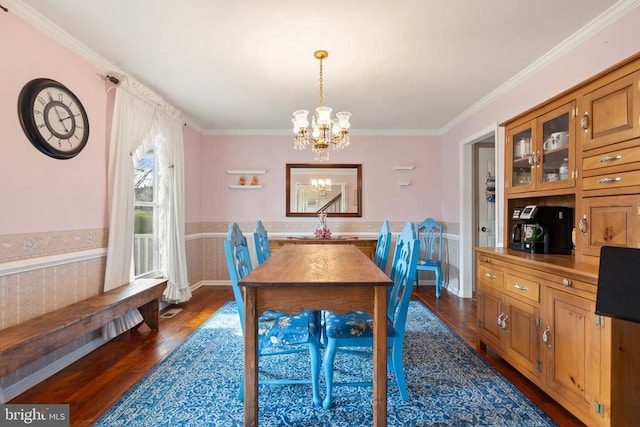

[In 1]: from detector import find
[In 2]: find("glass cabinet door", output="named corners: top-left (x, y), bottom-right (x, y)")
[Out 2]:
top-left (508, 125), bottom-right (535, 193)
top-left (539, 102), bottom-right (575, 190)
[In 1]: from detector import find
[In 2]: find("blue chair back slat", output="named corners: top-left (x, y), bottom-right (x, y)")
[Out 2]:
top-left (373, 220), bottom-right (392, 272)
top-left (253, 220), bottom-right (271, 265)
top-left (223, 222), bottom-right (253, 331)
top-left (388, 221), bottom-right (419, 333)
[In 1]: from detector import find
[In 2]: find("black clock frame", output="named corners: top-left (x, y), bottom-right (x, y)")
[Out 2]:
top-left (17, 78), bottom-right (90, 160)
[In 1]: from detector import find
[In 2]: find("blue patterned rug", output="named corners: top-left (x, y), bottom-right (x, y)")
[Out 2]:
top-left (96, 301), bottom-right (556, 426)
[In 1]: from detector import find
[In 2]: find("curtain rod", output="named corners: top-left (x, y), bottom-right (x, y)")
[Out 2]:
top-left (102, 74), bottom-right (185, 126)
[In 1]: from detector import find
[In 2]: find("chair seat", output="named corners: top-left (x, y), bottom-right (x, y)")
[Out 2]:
top-left (258, 310), bottom-right (320, 349)
top-left (324, 310), bottom-right (395, 339)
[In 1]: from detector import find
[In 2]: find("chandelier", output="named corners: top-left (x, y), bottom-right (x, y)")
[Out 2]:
top-left (292, 50), bottom-right (351, 162)
top-left (311, 177), bottom-right (332, 195)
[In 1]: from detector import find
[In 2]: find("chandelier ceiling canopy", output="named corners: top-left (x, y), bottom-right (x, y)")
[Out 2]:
top-left (292, 50), bottom-right (351, 162)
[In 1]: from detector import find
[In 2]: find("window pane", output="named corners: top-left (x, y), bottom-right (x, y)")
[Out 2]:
top-left (134, 206), bottom-right (154, 234)
top-left (135, 151), bottom-right (154, 202)
top-left (134, 206), bottom-right (157, 276)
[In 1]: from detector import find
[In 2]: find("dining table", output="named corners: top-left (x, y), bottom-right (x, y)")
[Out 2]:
top-left (238, 243), bottom-right (393, 427)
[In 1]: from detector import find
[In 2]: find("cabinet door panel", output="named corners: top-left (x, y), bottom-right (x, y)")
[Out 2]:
top-left (544, 288), bottom-right (600, 424)
top-left (505, 297), bottom-right (540, 379)
top-left (577, 195), bottom-right (640, 259)
top-left (582, 71), bottom-right (640, 150)
top-left (477, 286), bottom-right (504, 350)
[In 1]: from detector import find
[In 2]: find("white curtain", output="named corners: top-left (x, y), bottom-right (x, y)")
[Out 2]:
top-left (102, 75), bottom-right (190, 340)
top-left (158, 113), bottom-right (191, 303)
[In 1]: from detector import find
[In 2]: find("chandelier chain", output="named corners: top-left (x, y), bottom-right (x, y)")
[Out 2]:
top-left (318, 57), bottom-right (324, 107)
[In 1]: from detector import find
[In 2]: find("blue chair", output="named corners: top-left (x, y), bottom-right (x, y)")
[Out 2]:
top-left (321, 221), bottom-right (419, 409)
top-left (223, 222), bottom-right (322, 406)
top-left (415, 218), bottom-right (444, 298)
top-left (253, 220), bottom-right (271, 265)
top-left (373, 220), bottom-right (392, 272)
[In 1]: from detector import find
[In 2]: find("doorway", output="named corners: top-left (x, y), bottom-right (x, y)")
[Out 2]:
top-left (459, 125), bottom-right (500, 298)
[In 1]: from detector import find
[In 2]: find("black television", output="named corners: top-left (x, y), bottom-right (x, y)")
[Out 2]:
top-left (595, 246), bottom-right (640, 324)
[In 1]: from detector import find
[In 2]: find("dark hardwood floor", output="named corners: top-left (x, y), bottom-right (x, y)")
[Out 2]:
top-left (10, 286), bottom-right (584, 426)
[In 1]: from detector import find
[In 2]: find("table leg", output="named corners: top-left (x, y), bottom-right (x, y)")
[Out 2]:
top-left (373, 286), bottom-right (388, 427)
top-left (244, 288), bottom-right (259, 426)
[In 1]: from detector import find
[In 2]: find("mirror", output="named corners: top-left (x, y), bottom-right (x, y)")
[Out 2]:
top-left (286, 163), bottom-right (362, 217)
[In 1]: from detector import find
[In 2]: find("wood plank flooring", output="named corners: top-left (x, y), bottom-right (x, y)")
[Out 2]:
top-left (10, 286), bottom-right (584, 426)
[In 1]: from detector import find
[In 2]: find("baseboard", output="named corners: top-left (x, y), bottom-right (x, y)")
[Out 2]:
top-left (2, 336), bottom-right (107, 402)
top-left (198, 280), bottom-right (231, 287)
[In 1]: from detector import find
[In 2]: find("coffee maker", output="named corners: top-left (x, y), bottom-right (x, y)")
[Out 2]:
top-left (510, 205), bottom-right (573, 254)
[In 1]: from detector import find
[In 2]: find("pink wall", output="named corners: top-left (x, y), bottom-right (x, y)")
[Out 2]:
top-left (200, 135), bottom-right (442, 223)
top-left (183, 126), bottom-right (205, 224)
top-left (0, 13), bottom-right (108, 235)
top-left (438, 6), bottom-right (640, 223)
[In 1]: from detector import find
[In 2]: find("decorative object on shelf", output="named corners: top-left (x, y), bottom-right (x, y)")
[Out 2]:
top-left (17, 78), bottom-right (90, 159)
top-left (292, 50), bottom-right (351, 162)
top-left (485, 172), bottom-right (495, 203)
top-left (238, 176), bottom-right (247, 185)
top-left (250, 176), bottom-right (258, 185)
top-left (314, 212), bottom-right (331, 239)
top-left (559, 158), bottom-right (569, 180)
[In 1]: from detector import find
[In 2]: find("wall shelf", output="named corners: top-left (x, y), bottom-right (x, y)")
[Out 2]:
top-left (393, 165), bottom-right (415, 170)
top-left (226, 169), bottom-right (267, 175)
top-left (398, 181), bottom-right (411, 186)
top-left (229, 185), bottom-right (263, 189)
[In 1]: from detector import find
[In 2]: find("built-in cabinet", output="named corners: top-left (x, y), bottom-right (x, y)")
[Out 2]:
top-left (476, 251), bottom-right (608, 426)
top-left (478, 52), bottom-right (640, 426)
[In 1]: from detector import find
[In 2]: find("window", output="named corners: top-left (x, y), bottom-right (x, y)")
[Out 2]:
top-left (134, 150), bottom-right (160, 277)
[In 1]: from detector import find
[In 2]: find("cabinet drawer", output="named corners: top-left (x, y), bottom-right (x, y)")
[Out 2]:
top-left (582, 169), bottom-right (640, 191)
top-left (582, 143), bottom-right (640, 173)
top-left (478, 264), bottom-right (504, 289)
top-left (505, 273), bottom-right (540, 303)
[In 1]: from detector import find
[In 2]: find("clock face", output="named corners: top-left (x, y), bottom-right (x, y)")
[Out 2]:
top-left (18, 78), bottom-right (90, 159)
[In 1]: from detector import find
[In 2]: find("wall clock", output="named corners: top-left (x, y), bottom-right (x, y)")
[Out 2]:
top-left (18, 78), bottom-right (90, 159)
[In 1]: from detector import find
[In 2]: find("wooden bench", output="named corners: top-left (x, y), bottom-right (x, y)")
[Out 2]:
top-left (0, 278), bottom-right (167, 377)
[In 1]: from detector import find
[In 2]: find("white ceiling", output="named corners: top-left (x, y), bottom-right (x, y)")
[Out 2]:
top-left (11, 0), bottom-right (632, 134)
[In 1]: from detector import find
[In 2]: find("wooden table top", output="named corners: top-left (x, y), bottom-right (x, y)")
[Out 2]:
top-left (239, 244), bottom-right (392, 288)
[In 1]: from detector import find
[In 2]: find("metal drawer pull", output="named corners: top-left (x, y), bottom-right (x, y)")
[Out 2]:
top-left (481, 257), bottom-right (491, 263)
top-left (513, 283), bottom-right (529, 291)
top-left (597, 177), bottom-right (622, 184)
top-left (497, 312), bottom-right (504, 325)
top-left (485, 273), bottom-right (497, 279)
top-left (599, 155), bottom-right (622, 163)
top-left (562, 278), bottom-right (572, 287)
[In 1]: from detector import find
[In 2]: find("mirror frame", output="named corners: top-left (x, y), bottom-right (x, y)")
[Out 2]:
top-left (286, 163), bottom-right (362, 217)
